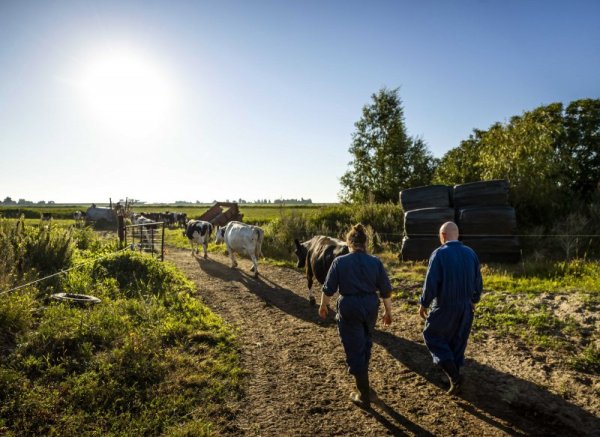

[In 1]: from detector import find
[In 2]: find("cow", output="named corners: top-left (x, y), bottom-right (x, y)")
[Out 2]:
top-left (133, 215), bottom-right (157, 250)
top-left (41, 212), bottom-right (52, 221)
top-left (215, 221), bottom-right (264, 277)
top-left (184, 220), bottom-right (213, 258)
top-left (294, 235), bottom-right (349, 306)
top-left (73, 210), bottom-right (85, 225)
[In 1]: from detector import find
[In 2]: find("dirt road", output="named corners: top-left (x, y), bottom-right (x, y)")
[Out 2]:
top-left (166, 248), bottom-right (600, 436)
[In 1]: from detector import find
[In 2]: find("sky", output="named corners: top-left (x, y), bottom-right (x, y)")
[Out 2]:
top-left (1, 0), bottom-right (599, 204)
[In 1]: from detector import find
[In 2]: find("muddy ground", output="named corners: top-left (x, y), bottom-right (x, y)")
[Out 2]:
top-left (165, 248), bottom-right (600, 436)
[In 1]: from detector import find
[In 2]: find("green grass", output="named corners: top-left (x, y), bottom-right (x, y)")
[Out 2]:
top-left (389, 257), bottom-right (600, 374)
top-left (0, 225), bottom-right (241, 436)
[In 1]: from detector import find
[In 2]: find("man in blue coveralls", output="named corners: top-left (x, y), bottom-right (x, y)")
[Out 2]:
top-left (418, 221), bottom-right (483, 394)
top-left (319, 223), bottom-right (393, 408)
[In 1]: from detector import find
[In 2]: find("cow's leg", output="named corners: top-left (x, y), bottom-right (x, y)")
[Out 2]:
top-left (203, 241), bottom-right (208, 259)
top-left (189, 240), bottom-right (195, 256)
top-left (306, 262), bottom-right (316, 306)
top-left (250, 254), bottom-right (259, 277)
top-left (227, 244), bottom-right (237, 268)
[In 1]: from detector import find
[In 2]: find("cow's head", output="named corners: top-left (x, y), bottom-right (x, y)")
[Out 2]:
top-left (294, 239), bottom-right (308, 268)
top-left (215, 226), bottom-right (226, 244)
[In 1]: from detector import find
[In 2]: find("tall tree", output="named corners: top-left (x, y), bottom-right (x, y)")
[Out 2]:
top-left (339, 88), bottom-right (437, 203)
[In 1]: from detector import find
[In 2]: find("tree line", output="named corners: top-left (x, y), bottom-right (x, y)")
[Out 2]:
top-left (340, 88), bottom-right (600, 230)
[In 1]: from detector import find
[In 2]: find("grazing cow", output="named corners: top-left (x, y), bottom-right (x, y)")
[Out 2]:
top-left (177, 213), bottom-right (188, 228)
top-left (73, 210), bottom-right (85, 225)
top-left (294, 235), bottom-right (349, 305)
top-left (133, 215), bottom-right (157, 249)
top-left (184, 220), bottom-right (213, 258)
top-left (215, 221), bottom-right (264, 277)
top-left (41, 212), bottom-right (52, 221)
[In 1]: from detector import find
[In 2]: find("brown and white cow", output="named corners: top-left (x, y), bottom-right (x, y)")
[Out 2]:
top-left (294, 235), bottom-right (349, 305)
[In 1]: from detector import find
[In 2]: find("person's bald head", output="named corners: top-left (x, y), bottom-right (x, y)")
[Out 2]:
top-left (439, 221), bottom-right (459, 244)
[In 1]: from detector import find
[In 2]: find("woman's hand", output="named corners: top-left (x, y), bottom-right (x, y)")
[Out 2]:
top-left (418, 304), bottom-right (428, 320)
top-left (318, 303), bottom-right (329, 319)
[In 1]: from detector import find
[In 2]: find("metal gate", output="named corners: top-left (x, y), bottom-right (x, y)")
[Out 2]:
top-left (124, 221), bottom-right (166, 261)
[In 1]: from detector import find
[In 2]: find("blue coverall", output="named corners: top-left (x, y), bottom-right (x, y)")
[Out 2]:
top-left (419, 241), bottom-right (483, 367)
top-left (322, 251), bottom-right (392, 375)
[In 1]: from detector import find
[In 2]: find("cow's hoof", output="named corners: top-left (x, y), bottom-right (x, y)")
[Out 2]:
top-left (309, 297), bottom-right (316, 306)
top-left (250, 265), bottom-right (256, 272)
top-left (203, 254), bottom-right (208, 259)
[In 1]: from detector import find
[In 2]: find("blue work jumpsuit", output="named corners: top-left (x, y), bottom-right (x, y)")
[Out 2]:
top-left (322, 251), bottom-right (392, 376)
top-left (419, 241), bottom-right (483, 367)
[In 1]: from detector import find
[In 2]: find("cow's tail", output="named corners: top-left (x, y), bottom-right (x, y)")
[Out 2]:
top-left (254, 227), bottom-right (264, 259)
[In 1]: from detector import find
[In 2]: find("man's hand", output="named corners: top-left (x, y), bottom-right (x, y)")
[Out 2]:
top-left (318, 303), bottom-right (328, 319)
top-left (418, 304), bottom-right (428, 320)
top-left (381, 311), bottom-right (392, 326)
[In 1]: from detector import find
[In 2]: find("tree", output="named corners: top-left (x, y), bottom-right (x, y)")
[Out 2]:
top-left (340, 88), bottom-right (437, 203)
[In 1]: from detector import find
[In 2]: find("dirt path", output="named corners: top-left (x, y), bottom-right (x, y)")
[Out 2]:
top-left (166, 248), bottom-right (600, 436)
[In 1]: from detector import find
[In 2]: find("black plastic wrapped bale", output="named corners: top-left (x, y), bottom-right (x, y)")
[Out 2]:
top-left (461, 237), bottom-right (521, 263)
top-left (400, 237), bottom-right (440, 261)
top-left (453, 180), bottom-right (510, 209)
top-left (457, 206), bottom-right (517, 237)
top-left (404, 207), bottom-right (455, 237)
top-left (400, 185), bottom-right (452, 211)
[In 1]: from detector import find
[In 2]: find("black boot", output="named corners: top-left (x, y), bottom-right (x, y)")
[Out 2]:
top-left (438, 361), bottom-right (462, 395)
top-left (350, 372), bottom-right (371, 408)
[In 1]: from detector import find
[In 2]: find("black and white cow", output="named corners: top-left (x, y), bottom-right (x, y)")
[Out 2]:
top-left (294, 235), bottom-right (349, 305)
top-left (184, 220), bottom-right (213, 258)
top-left (73, 210), bottom-right (85, 225)
top-left (215, 221), bottom-right (264, 277)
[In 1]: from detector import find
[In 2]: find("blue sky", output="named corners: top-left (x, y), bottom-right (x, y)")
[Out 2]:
top-left (1, 0), bottom-right (598, 203)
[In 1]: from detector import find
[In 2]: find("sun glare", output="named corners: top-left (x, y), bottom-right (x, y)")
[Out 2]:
top-left (78, 47), bottom-right (176, 138)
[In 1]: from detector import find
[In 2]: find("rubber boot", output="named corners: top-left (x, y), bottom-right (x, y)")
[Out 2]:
top-left (439, 361), bottom-right (462, 395)
top-left (350, 373), bottom-right (371, 409)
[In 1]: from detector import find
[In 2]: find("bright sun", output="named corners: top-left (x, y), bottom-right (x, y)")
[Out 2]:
top-left (78, 47), bottom-right (176, 137)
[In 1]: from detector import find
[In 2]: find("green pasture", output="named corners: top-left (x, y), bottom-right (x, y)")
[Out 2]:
top-left (0, 220), bottom-right (241, 435)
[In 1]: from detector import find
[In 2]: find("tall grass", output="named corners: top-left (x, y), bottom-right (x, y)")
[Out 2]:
top-left (0, 223), bottom-right (241, 435)
top-left (260, 203), bottom-right (404, 262)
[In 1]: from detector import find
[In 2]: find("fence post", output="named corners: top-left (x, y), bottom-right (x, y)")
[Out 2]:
top-left (161, 222), bottom-right (165, 261)
top-left (117, 216), bottom-right (125, 245)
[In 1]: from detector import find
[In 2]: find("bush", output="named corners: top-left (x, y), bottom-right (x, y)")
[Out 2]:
top-left (260, 203), bottom-right (404, 262)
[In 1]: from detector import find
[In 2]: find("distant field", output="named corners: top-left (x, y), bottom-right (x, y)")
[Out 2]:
top-left (0, 203), bottom-right (331, 224)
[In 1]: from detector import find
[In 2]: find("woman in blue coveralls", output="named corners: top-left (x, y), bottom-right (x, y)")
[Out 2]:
top-left (318, 223), bottom-right (393, 409)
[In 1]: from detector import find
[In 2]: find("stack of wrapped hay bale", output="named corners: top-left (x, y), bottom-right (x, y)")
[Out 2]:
top-left (400, 180), bottom-right (520, 263)
top-left (454, 180), bottom-right (520, 263)
top-left (400, 185), bottom-right (454, 261)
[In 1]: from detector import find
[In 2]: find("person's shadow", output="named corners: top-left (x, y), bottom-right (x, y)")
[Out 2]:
top-left (375, 330), bottom-right (600, 436)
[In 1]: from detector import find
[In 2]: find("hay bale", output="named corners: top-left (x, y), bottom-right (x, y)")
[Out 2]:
top-left (400, 237), bottom-right (440, 261)
top-left (461, 237), bottom-right (521, 263)
top-left (453, 180), bottom-right (509, 208)
top-left (400, 185), bottom-right (452, 211)
top-left (457, 206), bottom-right (517, 236)
top-left (404, 207), bottom-right (455, 237)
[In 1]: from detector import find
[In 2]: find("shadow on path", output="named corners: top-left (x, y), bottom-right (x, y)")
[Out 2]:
top-left (196, 257), bottom-right (336, 326)
top-left (369, 398), bottom-right (436, 436)
top-left (192, 255), bottom-right (599, 436)
top-left (375, 330), bottom-right (600, 436)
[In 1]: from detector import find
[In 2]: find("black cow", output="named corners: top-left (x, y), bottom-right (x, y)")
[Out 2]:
top-left (184, 220), bottom-right (213, 258)
top-left (294, 235), bottom-right (349, 305)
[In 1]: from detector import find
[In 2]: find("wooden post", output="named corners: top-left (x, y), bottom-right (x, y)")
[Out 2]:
top-left (117, 215), bottom-right (125, 244)
top-left (161, 221), bottom-right (165, 262)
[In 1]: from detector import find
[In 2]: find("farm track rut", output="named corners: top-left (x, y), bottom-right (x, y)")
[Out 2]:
top-left (166, 247), bottom-right (600, 436)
